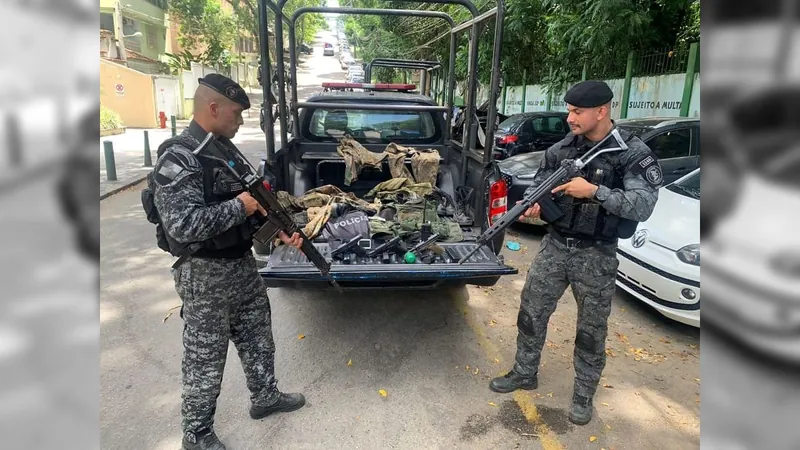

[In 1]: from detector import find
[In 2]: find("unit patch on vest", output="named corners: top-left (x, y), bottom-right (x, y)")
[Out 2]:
top-left (630, 151), bottom-right (662, 187)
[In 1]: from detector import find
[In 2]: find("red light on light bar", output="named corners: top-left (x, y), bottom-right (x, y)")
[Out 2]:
top-left (322, 82), bottom-right (417, 91)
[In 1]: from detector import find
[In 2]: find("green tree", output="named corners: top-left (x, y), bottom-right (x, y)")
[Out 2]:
top-left (168, 0), bottom-right (237, 67)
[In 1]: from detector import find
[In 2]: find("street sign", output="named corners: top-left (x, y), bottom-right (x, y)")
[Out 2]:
top-left (115, 83), bottom-right (125, 96)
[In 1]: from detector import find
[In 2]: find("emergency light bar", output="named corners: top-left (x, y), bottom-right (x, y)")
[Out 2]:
top-left (321, 82), bottom-right (417, 92)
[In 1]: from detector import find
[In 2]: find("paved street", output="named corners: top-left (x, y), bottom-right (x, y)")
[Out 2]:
top-left (100, 30), bottom-right (702, 449)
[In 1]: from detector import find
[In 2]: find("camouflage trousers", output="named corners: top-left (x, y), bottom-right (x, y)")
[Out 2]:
top-left (513, 233), bottom-right (619, 399)
top-left (172, 252), bottom-right (280, 440)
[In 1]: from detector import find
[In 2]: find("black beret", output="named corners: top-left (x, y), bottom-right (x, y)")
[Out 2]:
top-left (198, 74), bottom-right (251, 109)
top-left (563, 80), bottom-right (613, 108)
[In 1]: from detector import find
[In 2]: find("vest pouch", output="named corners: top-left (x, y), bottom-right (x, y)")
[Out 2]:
top-left (155, 224), bottom-right (172, 252)
top-left (617, 218), bottom-right (638, 239)
top-left (538, 196), bottom-right (564, 223)
top-left (141, 185), bottom-right (160, 225)
top-left (573, 202), bottom-right (601, 236)
top-left (552, 194), bottom-right (576, 229)
top-left (209, 226), bottom-right (242, 249)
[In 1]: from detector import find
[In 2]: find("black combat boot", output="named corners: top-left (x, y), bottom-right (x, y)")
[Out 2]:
top-left (182, 428), bottom-right (226, 450)
top-left (568, 393), bottom-right (594, 425)
top-left (489, 371), bottom-right (538, 393)
top-left (250, 393), bottom-right (306, 419)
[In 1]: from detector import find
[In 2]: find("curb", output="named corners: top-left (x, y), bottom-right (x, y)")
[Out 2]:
top-left (100, 174), bottom-right (149, 200)
top-left (100, 127), bottom-right (126, 137)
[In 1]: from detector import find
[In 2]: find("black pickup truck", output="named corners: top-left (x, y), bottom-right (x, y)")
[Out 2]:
top-left (255, 87), bottom-right (517, 290)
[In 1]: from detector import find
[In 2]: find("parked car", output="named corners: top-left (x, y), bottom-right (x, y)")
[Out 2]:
top-left (616, 168), bottom-right (700, 328)
top-left (498, 116), bottom-right (701, 226)
top-left (323, 42), bottom-right (334, 56)
top-left (492, 112), bottom-right (569, 159)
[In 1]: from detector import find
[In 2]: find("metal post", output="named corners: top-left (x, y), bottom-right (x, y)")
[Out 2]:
top-left (620, 50), bottom-right (636, 119)
top-left (520, 69), bottom-right (527, 112)
top-left (103, 141), bottom-right (117, 181)
top-left (680, 42), bottom-right (700, 117)
top-left (581, 62), bottom-right (587, 81)
top-left (460, 23), bottom-right (480, 185)
top-left (170, 115), bottom-right (176, 136)
top-left (275, 4), bottom-right (289, 148)
top-left (6, 113), bottom-right (22, 167)
top-left (501, 85), bottom-right (507, 115)
top-left (545, 67), bottom-right (553, 111)
top-left (420, 70), bottom-right (427, 96)
top-left (259, 0), bottom-right (275, 164)
top-left (481, 0), bottom-right (505, 167)
top-left (143, 130), bottom-right (152, 166)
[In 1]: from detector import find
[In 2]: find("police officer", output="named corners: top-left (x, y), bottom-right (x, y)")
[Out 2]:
top-left (151, 74), bottom-right (306, 450)
top-left (489, 81), bottom-right (662, 425)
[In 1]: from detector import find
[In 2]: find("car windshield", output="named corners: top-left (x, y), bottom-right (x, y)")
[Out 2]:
top-left (497, 115), bottom-right (528, 133)
top-left (666, 170), bottom-right (700, 199)
top-left (309, 108), bottom-right (437, 143)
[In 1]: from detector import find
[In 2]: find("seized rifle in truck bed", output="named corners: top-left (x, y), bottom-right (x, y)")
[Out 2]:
top-left (458, 128), bottom-right (630, 264)
top-left (193, 132), bottom-right (343, 292)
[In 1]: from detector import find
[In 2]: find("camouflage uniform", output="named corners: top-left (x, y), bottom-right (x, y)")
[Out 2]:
top-left (153, 124), bottom-right (280, 443)
top-left (512, 127), bottom-right (660, 400)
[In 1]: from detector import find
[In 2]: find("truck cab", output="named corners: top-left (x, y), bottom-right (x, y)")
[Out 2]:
top-left (256, 83), bottom-right (516, 290)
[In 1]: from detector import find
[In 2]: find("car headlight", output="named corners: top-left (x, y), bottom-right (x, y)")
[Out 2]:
top-left (516, 171), bottom-right (538, 180)
top-left (676, 244), bottom-right (700, 266)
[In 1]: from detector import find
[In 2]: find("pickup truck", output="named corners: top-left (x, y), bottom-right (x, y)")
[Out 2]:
top-left (256, 85), bottom-right (517, 290)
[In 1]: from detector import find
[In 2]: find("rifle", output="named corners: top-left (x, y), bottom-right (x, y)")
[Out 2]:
top-left (193, 132), bottom-right (343, 293)
top-left (458, 128), bottom-right (630, 265)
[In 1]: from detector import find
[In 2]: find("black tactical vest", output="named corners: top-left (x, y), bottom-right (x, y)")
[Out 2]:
top-left (548, 133), bottom-right (639, 241)
top-left (141, 135), bottom-right (257, 261)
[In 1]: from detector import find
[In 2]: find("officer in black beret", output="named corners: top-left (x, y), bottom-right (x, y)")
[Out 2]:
top-left (145, 73), bottom-right (305, 449)
top-left (490, 80), bottom-right (662, 426)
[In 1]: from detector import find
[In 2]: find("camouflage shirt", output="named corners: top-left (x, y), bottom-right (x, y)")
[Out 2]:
top-left (152, 123), bottom-right (247, 244)
top-left (523, 127), bottom-right (661, 222)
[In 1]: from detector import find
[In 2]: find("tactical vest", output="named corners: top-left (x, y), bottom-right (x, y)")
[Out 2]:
top-left (141, 135), bottom-right (257, 265)
top-left (548, 134), bottom-right (639, 241)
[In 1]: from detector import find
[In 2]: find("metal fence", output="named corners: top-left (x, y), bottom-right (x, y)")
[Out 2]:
top-left (634, 44), bottom-right (696, 77)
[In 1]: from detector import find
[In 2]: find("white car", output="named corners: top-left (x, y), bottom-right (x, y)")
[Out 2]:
top-left (702, 171), bottom-right (800, 362)
top-left (615, 168), bottom-right (700, 328)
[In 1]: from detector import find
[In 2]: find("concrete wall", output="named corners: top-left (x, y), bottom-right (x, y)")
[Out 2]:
top-left (100, 59), bottom-right (157, 128)
top-left (498, 72), bottom-right (700, 120)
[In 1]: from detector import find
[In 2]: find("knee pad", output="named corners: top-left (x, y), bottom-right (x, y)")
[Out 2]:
top-left (517, 310), bottom-right (534, 335)
top-left (575, 330), bottom-right (597, 352)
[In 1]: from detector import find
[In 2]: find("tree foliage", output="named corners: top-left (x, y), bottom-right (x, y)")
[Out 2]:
top-left (344, 0), bottom-right (700, 89)
top-left (168, 0), bottom-right (237, 66)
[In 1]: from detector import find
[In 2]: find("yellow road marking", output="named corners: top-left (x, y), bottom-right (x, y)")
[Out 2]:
top-left (457, 295), bottom-right (564, 450)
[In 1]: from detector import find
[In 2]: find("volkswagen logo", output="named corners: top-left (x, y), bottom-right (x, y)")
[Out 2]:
top-left (632, 229), bottom-right (649, 248)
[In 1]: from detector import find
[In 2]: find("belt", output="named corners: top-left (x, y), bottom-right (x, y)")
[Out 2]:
top-left (548, 228), bottom-right (616, 250)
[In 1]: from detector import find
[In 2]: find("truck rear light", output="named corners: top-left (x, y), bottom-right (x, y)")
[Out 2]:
top-left (488, 179), bottom-right (508, 226)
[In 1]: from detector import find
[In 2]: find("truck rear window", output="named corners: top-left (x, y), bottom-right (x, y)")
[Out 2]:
top-left (308, 108), bottom-right (436, 141)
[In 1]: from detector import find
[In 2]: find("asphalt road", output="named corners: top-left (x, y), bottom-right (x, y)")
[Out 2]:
top-left (100, 30), bottom-right (703, 450)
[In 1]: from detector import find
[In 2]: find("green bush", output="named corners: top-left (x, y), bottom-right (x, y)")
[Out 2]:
top-left (100, 106), bottom-right (123, 131)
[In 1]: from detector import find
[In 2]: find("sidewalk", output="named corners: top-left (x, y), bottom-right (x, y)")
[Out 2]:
top-left (99, 113), bottom-right (273, 200)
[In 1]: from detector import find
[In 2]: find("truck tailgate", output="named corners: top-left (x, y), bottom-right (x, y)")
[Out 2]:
top-left (259, 242), bottom-right (518, 289)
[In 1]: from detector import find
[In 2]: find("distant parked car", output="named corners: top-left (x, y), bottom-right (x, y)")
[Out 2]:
top-left (498, 116), bottom-right (701, 226)
top-left (323, 42), bottom-right (334, 56)
top-left (616, 168), bottom-right (701, 328)
top-left (492, 112), bottom-right (569, 159)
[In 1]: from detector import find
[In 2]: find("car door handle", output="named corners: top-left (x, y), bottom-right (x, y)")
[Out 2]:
top-left (671, 167), bottom-right (689, 173)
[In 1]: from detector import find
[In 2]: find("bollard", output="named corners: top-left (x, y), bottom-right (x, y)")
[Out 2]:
top-left (103, 141), bottom-right (117, 181)
top-left (143, 130), bottom-right (152, 167)
top-left (171, 115), bottom-right (177, 137)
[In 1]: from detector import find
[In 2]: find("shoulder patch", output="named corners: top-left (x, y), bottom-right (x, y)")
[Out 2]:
top-left (629, 150), bottom-right (662, 186)
top-left (154, 151), bottom-right (197, 186)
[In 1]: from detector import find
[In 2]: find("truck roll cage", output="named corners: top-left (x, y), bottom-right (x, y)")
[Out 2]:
top-left (257, 0), bottom-right (505, 185)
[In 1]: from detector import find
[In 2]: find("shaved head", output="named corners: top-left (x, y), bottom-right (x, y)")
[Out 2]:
top-left (193, 85), bottom-right (244, 139)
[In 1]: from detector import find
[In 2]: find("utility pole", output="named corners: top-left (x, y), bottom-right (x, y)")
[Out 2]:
top-left (113, 0), bottom-right (128, 62)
